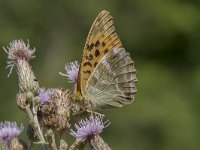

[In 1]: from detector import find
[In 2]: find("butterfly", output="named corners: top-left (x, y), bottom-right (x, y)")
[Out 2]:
top-left (74, 10), bottom-right (137, 110)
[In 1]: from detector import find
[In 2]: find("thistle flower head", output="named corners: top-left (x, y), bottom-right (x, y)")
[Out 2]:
top-left (0, 121), bottom-right (24, 143)
top-left (70, 115), bottom-right (110, 139)
top-left (38, 88), bottom-right (53, 106)
top-left (4, 40), bottom-right (35, 77)
top-left (59, 61), bottom-right (79, 82)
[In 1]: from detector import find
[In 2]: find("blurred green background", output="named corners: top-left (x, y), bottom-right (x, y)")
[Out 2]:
top-left (1, 0), bottom-right (200, 149)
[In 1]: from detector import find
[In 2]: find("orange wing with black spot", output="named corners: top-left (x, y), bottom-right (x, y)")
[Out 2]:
top-left (76, 10), bottom-right (123, 98)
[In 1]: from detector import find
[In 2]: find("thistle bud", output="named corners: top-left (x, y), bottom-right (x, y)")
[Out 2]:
top-left (4, 40), bottom-right (39, 93)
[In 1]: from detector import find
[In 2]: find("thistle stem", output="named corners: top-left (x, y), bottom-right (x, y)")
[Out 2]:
top-left (59, 138), bottom-right (68, 150)
top-left (69, 138), bottom-right (86, 150)
top-left (25, 105), bottom-right (48, 149)
top-left (46, 129), bottom-right (57, 150)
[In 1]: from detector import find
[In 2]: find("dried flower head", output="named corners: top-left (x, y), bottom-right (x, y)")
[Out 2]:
top-left (59, 61), bottom-right (79, 82)
top-left (38, 88), bottom-right (53, 106)
top-left (70, 115), bottom-right (109, 139)
top-left (0, 121), bottom-right (23, 143)
top-left (4, 40), bottom-right (35, 77)
top-left (38, 89), bottom-right (73, 132)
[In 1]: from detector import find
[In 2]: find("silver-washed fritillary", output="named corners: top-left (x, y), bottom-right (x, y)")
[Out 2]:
top-left (74, 10), bottom-right (137, 109)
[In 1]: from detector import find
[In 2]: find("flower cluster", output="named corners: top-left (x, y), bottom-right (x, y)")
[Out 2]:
top-left (3, 39), bottom-right (114, 150)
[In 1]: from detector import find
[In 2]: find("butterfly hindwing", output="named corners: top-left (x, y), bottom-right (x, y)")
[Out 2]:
top-left (86, 48), bottom-right (137, 109)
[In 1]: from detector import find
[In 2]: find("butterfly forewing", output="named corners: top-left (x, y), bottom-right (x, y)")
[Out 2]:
top-left (76, 10), bottom-right (122, 97)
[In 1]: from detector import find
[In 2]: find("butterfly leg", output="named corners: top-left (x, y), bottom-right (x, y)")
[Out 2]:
top-left (86, 109), bottom-right (105, 117)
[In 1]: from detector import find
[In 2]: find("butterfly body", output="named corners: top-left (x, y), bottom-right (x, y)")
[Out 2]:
top-left (74, 10), bottom-right (137, 111)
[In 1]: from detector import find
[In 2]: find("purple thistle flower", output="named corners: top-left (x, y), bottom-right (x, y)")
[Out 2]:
top-left (70, 115), bottom-right (110, 139)
top-left (59, 61), bottom-right (79, 82)
top-left (4, 40), bottom-right (35, 77)
top-left (38, 89), bottom-right (53, 106)
top-left (0, 121), bottom-right (23, 143)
